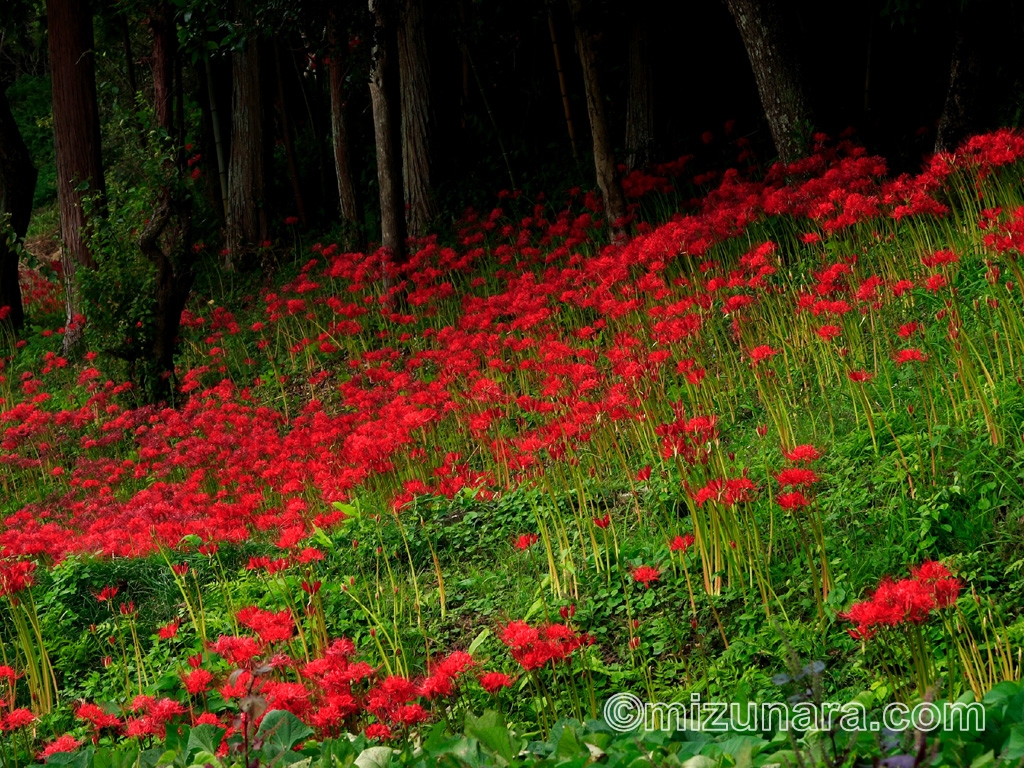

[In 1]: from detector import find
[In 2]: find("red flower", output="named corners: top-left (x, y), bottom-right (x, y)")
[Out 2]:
top-left (515, 533), bottom-right (539, 550)
top-left (748, 345), bottom-right (780, 365)
top-left (783, 444), bottom-right (821, 463)
top-left (670, 533), bottom-right (695, 552)
top-left (774, 467), bottom-right (820, 487)
top-left (631, 565), bottom-right (660, 588)
top-left (158, 620), bottom-right (180, 640)
top-left (893, 348), bottom-right (927, 365)
top-left (478, 671), bottom-right (514, 694)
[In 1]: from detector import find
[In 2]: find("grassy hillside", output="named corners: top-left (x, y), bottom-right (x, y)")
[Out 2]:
top-left (5, 131), bottom-right (1024, 765)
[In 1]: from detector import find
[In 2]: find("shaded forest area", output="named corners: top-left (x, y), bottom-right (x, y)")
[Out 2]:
top-left (1, 0), bottom-right (1022, 399)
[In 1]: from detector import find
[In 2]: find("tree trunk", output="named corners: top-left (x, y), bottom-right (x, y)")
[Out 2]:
top-left (398, 0), bottom-right (436, 237)
top-left (624, 8), bottom-right (655, 171)
top-left (328, 19), bottom-right (362, 248)
top-left (226, 19), bottom-right (267, 268)
top-left (0, 88), bottom-right (37, 332)
top-left (935, 5), bottom-right (986, 154)
top-left (142, 6), bottom-right (194, 403)
top-left (148, 2), bottom-right (175, 131)
top-left (47, 0), bottom-right (105, 353)
top-left (547, 8), bottom-right (578, 162)
top-left (724, 0), bottom-right (813, 165)
top-left (369, 0), bottom-right (407, 274)
top-left (567, 0), bottom-right (627, 237)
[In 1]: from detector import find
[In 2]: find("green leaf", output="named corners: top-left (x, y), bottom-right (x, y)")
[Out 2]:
top-left (353, 746), bottom-right (394, 768)
top-left (468, 627), bottom-right (491, 655)
top-left (464, 710), bottom-right (519, 766)
top-left (47, 749), bottom-right (95, 768)
top-left (186, 725), bottom-right (226, 762)
top-left (257, 710), bottom-right (315, 753)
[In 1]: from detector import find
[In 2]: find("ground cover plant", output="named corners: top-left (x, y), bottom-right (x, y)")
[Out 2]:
top-left (7, 129), bottom-right (1024, 766)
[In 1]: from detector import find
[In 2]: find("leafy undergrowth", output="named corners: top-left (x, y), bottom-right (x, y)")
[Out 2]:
top-left (6, 132), bottom-right (1024, 765)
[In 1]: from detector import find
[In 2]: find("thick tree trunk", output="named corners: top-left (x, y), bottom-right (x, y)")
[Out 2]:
top-left (724, 0), bottom-right (813, 165)
top-left (142, 2), bottom-right (193, 403)
top-left (935, 6), bottom-right (985, 154)
top-left (148, 2), bottom-right (176, 131)
top-left (328, 21), bottom-right (362, 247)
top-left (398, 0), bottom-right (436, 237)
top-left (369, 0), bottom-right (407, 274)
top-left (226, 22), bottom-right (267, 268)
top-left (0, 88), bottom-right (37, 331)
top-left (567, 0), bottom-right (627, 236)
top-left (47, 0), bottom-right (105, 353)
top-left (624, 9), bottom-right (655, 171)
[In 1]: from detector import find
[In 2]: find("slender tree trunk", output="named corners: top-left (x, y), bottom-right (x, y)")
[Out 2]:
top-left (398, 0), bottom-right (436, 237)
top-left (226, 15), bottom-right (267, 268)
top-left (567, 0), bottom-right (627, 236)
top-left (328, 19), bottom-right (362, 247)
top-left (624, 8), bottom-right (655, 171)
top-left (0, 88), bottom-right (37, 332)
top-left (546, 7), bottom-right (578, 162)
top-left (47, 0), bottom-right (105, 353)
top-left (148, 2), bottom-right (175, 130)
top-left (724, 0), bottom-right (813, 165)
top-left (935, 4), bottom-right (985, 154)
top-left (369, 0), bottom-right (407, 275)
top-left (204, 57), bottom-right (229, 213)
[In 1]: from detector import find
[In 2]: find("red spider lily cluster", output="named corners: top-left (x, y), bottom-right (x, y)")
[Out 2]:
top-left (4, 602), bottom-right (522, 752)
top-left (1, 130), bottom-right (1023, 572)
top-left (841, 561), bottom-right (962, 640)
top-left (499, 620), bottom-right (591, 671)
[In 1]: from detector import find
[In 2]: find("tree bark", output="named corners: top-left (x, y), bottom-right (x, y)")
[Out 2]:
top-left (567, 0), bottom-right (627, 236)
top-left (142, 2), bottom-right (193, 402)
top-left (724, 0), bottom-right (813, 165)
top-left (547, 8), bottom-right (578, 162)
top-left (328, 18), bottom-right (362, 248)
top-left (397, 0), bottom-right (436, 237)
top-left (47, 0), bottom-right (105, 353)
top-left (148, 2), bottom-right (176, 131)
top-left (0, 87), bottom-right (37, 331)
top-left (935, 4), bottom-right (986, 154)
top-left (369, 0), bottom-right (407, 274)
top-left (226, 17), bottom-right (267, 268)
top-left (624, 7), bottom-right (655, 171)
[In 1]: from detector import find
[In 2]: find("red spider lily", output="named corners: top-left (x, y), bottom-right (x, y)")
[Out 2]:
top-left (1, 708), bottom-right (35, 732)
top-left (499, 620), bottom-right (586, 671)
top-left (776, 491), bottom-right (810, 510)
top-left (748, 345), bottom-right (780, 365)
top-left (775, 467), bottom-right (820, 487)
top-left (848, 369), bottom-right (874, 382)
top-left (515, 533), bottom-right (539, 550)
top-left (478, 671), bottom-right (514, 694)
top-left (157, 620), bottom-right (180, 640)
top-left (897, 321), bottom-right (921, 338)
top-left (631, 565), bottom-right (661, 588)
top-left (0, 561), bottom-right (36, 596)
top-left (783, 444), bottom-right (821, 463)
top-left (39, 735), bottom-right (84, 759)
top-left (670, 533), bottom-right (695, 552)
top-left (893, 348), bottom-right (927, 365)
top-left (236, 606), bottom-right (295, 645)
top-left (181, 668), bottom-right (214, 696)
top-left (841, 562), bottom-right (962, 640)
top-left (365, 723), bottom-right (392, 740)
